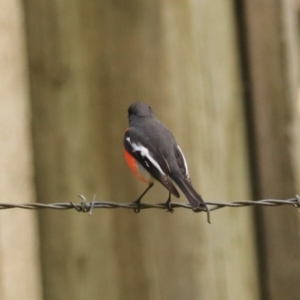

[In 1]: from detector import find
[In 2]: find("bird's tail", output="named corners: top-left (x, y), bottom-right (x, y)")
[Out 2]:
top-left (174, 176), bottom-right (206, 210)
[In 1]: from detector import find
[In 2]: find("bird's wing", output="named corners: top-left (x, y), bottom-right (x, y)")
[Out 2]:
top-left (124, 129), bottom-right (180, 198)
top-left (174, 145), bottom-right (191, 182)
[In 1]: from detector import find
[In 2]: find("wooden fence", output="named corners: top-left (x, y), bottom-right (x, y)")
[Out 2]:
top-left (0, 0), bottom-right (299, 299)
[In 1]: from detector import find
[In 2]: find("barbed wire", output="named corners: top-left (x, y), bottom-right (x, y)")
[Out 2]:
top-left (0, 195), bottom-right (299, 215)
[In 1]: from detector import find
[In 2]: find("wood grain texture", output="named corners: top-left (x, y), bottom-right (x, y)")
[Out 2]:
top-left (24, 0), bottom-right (259, 299)
top-left (240, 0), bottom-right (300, 299)
top-left (0, 0), bottom-right (42, 299)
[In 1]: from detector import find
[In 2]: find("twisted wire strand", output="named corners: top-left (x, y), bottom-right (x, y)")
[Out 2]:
top-left (0, 195), bottom-right (299, 214)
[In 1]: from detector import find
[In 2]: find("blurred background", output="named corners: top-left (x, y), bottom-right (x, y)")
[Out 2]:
top-left (1, 0), bottom-right (300, 299)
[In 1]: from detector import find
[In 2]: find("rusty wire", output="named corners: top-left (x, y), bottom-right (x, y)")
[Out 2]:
top-left (0, 195), bottom-right (299, 216)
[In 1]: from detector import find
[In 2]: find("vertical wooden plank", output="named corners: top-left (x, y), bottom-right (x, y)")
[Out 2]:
top-left (239, 0), bottom-right (300, 299)
top-left (0, 1), bottom-right (42, 299)
top-left (24, 0), bottom-right (259, 299)
top-left (157, 1), bottom-right (259, 299)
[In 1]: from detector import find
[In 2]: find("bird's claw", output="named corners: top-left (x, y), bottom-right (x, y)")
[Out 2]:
top-left (165, 197), bottom-right (174, 213)
top-left (133, 199), bottom-right (141, 213)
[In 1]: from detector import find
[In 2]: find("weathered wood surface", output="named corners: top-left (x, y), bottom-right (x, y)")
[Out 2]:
top-left (23, 1), bottom-right (259, 299)
top-left (0, 0), bottom-right (42, 299)
top-left (239, 0), bottom-right (300, 299)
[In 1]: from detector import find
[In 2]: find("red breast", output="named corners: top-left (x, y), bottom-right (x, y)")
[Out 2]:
top-left (124, 148), bottom-right (151, 184)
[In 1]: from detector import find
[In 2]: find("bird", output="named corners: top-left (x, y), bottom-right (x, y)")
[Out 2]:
top-left (123, 102), bottom-right (209, 218)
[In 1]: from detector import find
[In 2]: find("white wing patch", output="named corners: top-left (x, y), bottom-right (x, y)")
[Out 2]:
top-left (177, 146), bottom-right (189, 177)
top-left (126, 137), bottom-right (166, 175)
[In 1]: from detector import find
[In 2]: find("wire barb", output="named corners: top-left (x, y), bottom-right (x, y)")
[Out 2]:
top-left (89, 195), bottom-right (97, 216)
top-left (70, 195), bottom-right (92, 213)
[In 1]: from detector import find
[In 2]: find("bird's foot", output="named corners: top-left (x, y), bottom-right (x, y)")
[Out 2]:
top-left (165, 195), bottom-right (174, 213)
top-left (132, 183), bottom-right (154, 213)
top-left (132, 199), bottom-right (141, 213)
